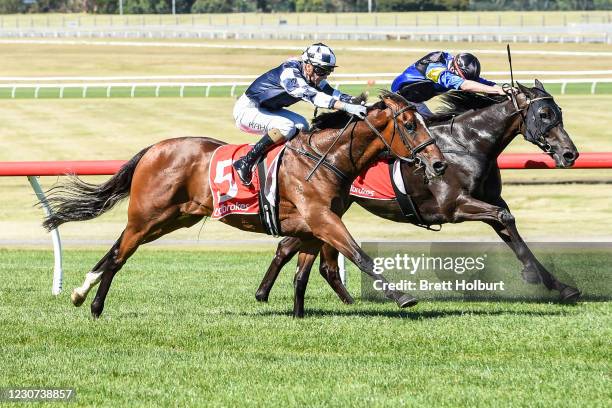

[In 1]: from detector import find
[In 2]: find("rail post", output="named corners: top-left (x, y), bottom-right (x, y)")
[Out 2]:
top-left (27, 176), bottom-right (63, 295)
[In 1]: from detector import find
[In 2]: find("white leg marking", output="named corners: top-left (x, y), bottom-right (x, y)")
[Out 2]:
top-left (74, 271), bottom-right (103, 298)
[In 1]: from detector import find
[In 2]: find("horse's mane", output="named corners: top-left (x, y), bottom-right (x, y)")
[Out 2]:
top-left (432, 91), bottom-right (508, 119)
top-left (310, 90), bottom-right (417, 131)
top-left (310, 92), bottom-right (368, 131)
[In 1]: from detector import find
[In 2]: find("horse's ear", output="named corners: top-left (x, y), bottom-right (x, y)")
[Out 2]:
top-left (516, 82), bottom-right (531, 96)
top-left (352, 92), bottom-right (368, 105)
top-left (534, 79), bottom-right (546, 92)
top-left (381, 95), bottom-right (398, 110)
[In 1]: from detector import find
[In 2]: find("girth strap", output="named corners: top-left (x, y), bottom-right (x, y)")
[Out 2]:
top-left (257, 155), bottom-right (282, 237)
top-left (388, 159), bottom-right (441, 231)
top-left (388, 160), bottom-right (424, 224)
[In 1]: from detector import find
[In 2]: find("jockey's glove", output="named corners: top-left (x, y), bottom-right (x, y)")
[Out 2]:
top-left (343, 103), bottom-right (367, 119)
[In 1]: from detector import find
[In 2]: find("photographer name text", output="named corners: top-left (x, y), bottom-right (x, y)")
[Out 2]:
top-left (374, 279), bottom-right (505, 291)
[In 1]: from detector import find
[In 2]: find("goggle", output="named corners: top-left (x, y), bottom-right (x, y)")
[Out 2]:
top-left (451, 57), bottom-right (466, 80)
top-left (313, 65), bottom-right (334, 76)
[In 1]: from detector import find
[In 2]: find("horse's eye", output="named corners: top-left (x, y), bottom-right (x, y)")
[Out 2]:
top-left (404, 121), bottom-right (416, 133)
top-left (539, 109), bottom-right (551, 122)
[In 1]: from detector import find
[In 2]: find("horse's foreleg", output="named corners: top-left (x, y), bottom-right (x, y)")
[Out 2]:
top-left (319, 243), bottom-right (354, 304)
top-left (455, 197), bottom-right (580, 302)
top-left (307, 210), bottom-right (417, 308)
top-left (255, 237), bottom-right (302, 302)
top-left (293, 242), bottom-right (320, 318)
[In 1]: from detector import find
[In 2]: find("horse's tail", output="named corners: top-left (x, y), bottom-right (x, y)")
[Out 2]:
top-left (41, 146), bottom-right (152, 231)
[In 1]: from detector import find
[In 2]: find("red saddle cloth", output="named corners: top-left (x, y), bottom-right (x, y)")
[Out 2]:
top-left (349, 158), bottom-right (396, 200)
top-left (209, 143), bottom-right (284, 219)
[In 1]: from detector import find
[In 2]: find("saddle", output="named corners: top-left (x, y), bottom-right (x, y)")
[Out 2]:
top-left (349, 158), bottom-right (429, 227)
top-left (209, 144), bottom-right (284, 236)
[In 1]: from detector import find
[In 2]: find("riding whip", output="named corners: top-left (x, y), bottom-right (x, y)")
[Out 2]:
top-left (506, 44), bottom-right (515, 87)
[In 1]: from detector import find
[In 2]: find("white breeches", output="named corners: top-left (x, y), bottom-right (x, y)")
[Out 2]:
top-left (233, 94), bottom-right (310, 140)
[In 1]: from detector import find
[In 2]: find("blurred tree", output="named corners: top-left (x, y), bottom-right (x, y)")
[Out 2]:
top-left (266, 0), bottom-right (295, 11)
top-left (125, 0), bottom-right (154, 13)
top-left (91, 0), bottom-right (118, 13)
top-left (0, 0), bottom-right (26, 13)
top-left (0, 0), bottom-right (607, 14)
top-left (295, 0), bottom-right (335, 12)
top-left (191, 0), bottom-right (233, 12)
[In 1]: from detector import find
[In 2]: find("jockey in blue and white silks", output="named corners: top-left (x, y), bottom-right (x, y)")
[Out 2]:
top-left (391, 51), bottom-right (506, 117)
top-left (232, 43), bottom-right (366, 186)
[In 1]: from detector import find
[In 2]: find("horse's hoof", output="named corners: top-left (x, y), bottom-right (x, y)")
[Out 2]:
top-left (90, 302), bottom-right (103, 319)
top-left (342, 295), bottom-right (355, 305)
top-left (255, 292), bottom-right (269, 303)
top-left (521, 268), bottom-right (542, 285)
top-left (396, 293), bottom-right (418, 308)
top-left (71, 289), bottom-right (86, 307)
top-left (560, 286), bottom-right (581, 303)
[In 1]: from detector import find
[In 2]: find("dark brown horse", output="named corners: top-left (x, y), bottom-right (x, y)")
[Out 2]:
top-left (255, 81), bottom-right (581, 308)
top-left (41, 91), bottom-right (447, 318)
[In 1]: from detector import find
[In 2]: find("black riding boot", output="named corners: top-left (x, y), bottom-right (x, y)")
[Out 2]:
top-left (233, 134), bottom-right (275, 185)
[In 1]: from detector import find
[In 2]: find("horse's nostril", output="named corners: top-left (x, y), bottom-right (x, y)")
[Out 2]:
top-left (433, 161), bottom-right (447, 175)
top-left (563, 151), bottom-right (576, 162)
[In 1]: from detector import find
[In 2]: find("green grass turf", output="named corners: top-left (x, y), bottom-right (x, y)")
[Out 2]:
top-left (0, 249), bottom-right (609, 407)
top-left (1, 39), bottom-right (611, 79)
top-left (1, 83), bottom-right (609, 100)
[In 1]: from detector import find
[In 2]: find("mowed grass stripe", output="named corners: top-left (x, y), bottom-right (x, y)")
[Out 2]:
top-left (0, 249), bottom-right (609, 407)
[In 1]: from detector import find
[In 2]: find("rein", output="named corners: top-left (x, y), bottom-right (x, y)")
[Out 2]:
top-left (286, 143), bottom-right (349, 181)
top-left (305, 115), bottom-right (355, 181)
top-left (363, 105), bottom-right (435, 164)
top-left (300, 102), bottom-right (435, 181)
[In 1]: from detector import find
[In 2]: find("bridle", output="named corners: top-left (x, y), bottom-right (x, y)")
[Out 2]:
top-left (363, 104), bottom-right (435, 164)
top-left (292, 102), bottom-right (436, 182)
top-left (506, 85), bottom-right (562, 154)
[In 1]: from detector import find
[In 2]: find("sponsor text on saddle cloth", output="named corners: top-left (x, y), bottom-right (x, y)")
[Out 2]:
top-left (350, 158), bottom-right (402, 200)
top-left (210, 143), bottom-right (284, 219)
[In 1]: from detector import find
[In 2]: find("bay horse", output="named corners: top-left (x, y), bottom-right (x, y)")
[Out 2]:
top-left (255, 80), bottom-right (581, 308)
top-left (41, 91), bottom-right (447, 318)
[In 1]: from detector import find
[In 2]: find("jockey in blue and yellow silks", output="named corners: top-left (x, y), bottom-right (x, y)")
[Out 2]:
top-left (391, 51), bottom-right (506, 117)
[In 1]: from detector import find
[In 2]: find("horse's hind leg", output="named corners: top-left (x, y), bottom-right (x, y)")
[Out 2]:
top-left (255, 236), bottom-right (302, 302)
top-left (71, 237), bottom-right (123, 307)
top-left (293, 241), bottom-right (319, 318)
top-left (319, 243), bottom-right (354, 304)
top-left (88, 207), bottom-right (203, 318)
top-left (89, 225), bottom-right (142, 318)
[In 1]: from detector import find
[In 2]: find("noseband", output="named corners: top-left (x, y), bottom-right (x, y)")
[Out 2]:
top-left (363, 105), bottom-right (435, 164)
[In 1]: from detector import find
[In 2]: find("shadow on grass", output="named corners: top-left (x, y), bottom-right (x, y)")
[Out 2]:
top-left (226, 307), bottom-right (573, 320)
